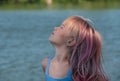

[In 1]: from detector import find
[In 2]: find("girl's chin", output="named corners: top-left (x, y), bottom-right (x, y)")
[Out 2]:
top-left (49, 37), bottom-right (54, 42)
top-left (49, 39), bottom-right (55, 45)
top-left (49, 38), bottom-right (57, 45)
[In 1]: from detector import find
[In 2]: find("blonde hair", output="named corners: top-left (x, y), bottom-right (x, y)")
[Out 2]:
top-left (63, 16), bottom-right (109, 81)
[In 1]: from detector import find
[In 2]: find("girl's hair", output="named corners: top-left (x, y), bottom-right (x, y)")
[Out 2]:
top-left (63, 16), bottom-right (109, 81)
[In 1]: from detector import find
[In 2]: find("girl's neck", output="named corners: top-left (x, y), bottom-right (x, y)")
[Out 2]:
top-left (54, 45), bottom-right (71, 63)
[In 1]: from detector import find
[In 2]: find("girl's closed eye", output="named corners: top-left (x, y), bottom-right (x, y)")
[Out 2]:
top-left (60, 26), bottom-right (63, 29)
top-left (60, 25), bottom-right (64, 29)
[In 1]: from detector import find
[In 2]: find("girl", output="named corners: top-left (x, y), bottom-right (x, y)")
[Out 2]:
top-left (42, 16), bottom-right (109, 81)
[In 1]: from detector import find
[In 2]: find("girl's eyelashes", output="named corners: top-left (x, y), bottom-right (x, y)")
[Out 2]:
top-left (60, 26), bottom-right (63, 29)
top-left (55, 24), bottom-right (64, 29)
top-left (60, 25), bottom-right (64, 29)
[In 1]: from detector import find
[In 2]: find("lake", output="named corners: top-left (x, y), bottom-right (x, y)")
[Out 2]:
top-left (0, 10), bottom-right (120, 81)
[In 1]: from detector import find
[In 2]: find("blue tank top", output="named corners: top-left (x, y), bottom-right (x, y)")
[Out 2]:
top-left (45, 55), bottom-right (73, 81)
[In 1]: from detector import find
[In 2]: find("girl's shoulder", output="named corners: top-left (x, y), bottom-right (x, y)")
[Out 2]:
top-left (41, 57), bottom-right (49, 72)
top-left (41, 55), bottom-right (54, 72)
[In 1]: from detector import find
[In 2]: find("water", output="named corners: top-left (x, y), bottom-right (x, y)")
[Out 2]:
top-left (0, 10), bottom-right (120, 81)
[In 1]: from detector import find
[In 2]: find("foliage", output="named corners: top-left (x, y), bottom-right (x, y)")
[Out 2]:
top-left (0, 0), bottom-right (119, 9)
top-left (0, 0), bottom-right (120, 5)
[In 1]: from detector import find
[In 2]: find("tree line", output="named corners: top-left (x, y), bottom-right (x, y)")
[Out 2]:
top-left (0, 0), bottom-right (40, 4)
top-left (0, 0), bottom-right (119, 5)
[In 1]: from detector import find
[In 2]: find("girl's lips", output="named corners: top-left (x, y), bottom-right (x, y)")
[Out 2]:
top-left (52, 32), bottom-right (54, 35)
top-left (52, 31), bottom-right (56, 35)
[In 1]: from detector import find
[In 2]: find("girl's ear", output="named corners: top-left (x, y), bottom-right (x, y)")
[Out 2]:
top-left (65, 37), bottom-right (76, 46)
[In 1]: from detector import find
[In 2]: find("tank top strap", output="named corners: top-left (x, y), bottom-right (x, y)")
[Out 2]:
top-left (46, 55), bottom-right (54, 75)
top-left (67, 67), bottom-right (72, 76)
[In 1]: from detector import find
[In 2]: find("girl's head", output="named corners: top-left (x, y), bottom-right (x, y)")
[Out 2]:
top-left (49, 16), bottom-right (109, 81)
top-left (49, 17), bottom-right (78, 48)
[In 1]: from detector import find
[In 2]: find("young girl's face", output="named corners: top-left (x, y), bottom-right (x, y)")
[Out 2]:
top-left (49, 24), bottom-right (70, 46)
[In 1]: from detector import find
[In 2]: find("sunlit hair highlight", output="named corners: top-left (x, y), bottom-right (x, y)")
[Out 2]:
top-left (63, 16), bottom-right (109, 81)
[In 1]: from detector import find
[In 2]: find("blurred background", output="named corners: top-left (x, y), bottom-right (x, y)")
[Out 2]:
top-left (0, 0), bottom-right (120, 81)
